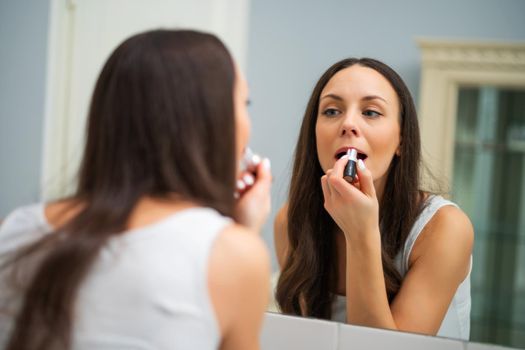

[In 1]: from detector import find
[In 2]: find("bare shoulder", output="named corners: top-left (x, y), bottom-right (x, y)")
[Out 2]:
top-left (208, 223), bottom-right (270, 340)
top-left (391, 204), bottom-right (474, 334)
top-left (212, 223), bottom-right (271, 271)
top-left (274, 203), bottom-right (289, 268)
top-left (426, 205), bottom-right (473, 247)
top-left (411, 204), bottom-right (474, 276)
top-left (45, 199), bottom-right (82, 228)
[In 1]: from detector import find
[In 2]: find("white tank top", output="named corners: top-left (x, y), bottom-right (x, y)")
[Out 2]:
top-left (331, 195), bottom-right (472, 340)
top-left (0, 203), bottom-right (232, 349)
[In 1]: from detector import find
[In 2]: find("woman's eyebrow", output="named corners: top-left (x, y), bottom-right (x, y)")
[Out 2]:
top-left (320, 93), bottom-right (388, 104)
top-left (362, 95), bottom-right (388, 104)
top-left (320, 93), bottom-right (343, 101)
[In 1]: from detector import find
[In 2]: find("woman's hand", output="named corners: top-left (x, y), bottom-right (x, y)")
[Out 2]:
top-left (234, 157), bottom-right (272, 233)
top-left (320, 155), bottom-right (379, 243)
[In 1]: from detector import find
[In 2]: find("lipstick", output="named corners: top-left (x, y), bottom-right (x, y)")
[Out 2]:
top-left (343, 148), bottom-right (358, 183)
top-left (241, 147), bottom-right (261, 172)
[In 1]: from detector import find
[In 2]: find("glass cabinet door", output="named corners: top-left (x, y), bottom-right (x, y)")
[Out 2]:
top-left (452, 86), bottom-right (525, 348)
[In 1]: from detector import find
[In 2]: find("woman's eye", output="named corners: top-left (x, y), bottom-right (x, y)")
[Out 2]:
top-left (322, 108), bottom-right (340, 117)
top-left (363, 109), bottom-right (382, 118)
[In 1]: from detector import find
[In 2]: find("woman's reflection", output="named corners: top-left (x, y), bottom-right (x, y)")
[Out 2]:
top-left (273, 58), bottom-right (474, 340)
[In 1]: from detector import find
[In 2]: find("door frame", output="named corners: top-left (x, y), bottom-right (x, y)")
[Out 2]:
top-left (41, 0), bottom-right (250, 200)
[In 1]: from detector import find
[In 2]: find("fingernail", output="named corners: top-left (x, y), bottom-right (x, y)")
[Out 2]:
top-left (340, 154), bottom-right (349, 160)
top-left (262, 158), bottom-right (271, 170)
top-left (251, 154), bottom-right (261, 165)
top-left (358, 159), bottom-right (366, 170)
top-left (243, 174), bottom-right (255, 186)
top-left (236, 179), bottom-right (246, 190)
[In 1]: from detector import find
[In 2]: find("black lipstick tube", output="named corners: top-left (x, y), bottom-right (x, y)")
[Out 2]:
top-left (343, 148), bottom-right (358, 183)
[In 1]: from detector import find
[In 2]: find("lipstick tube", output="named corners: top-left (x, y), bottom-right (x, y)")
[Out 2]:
top-left (343, 148), bottom-right (358, 183)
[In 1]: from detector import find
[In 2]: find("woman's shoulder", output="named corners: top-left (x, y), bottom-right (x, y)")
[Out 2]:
top-left (215, 223), bottom-right (270, 263)
top-left (412, 194), bottom-right (466, 238)
top-left (419, 194), bottom-right (472, 241)
top-left (212, 223), bottom-right (270, 279)
top-left (44, 199), bottom-right (83, 228)
top-left (423, 202), bottom-right (473, 241)
top-left (211, 223), bottom-right (270, 283)
top-left (410, 195), bottom-right (474, 269)
top-left (208, 223), bottom-right (270, 336)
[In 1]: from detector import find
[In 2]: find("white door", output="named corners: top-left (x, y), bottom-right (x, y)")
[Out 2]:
top-left (42, 0), bottom-right (250, 200)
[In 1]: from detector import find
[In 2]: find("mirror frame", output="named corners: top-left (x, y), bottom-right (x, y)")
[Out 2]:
top-left (417, 38), bottom-right (525, 188)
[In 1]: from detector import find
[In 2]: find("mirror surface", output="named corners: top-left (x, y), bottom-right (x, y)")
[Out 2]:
top-left (1, 0), bottom-right (525, 348)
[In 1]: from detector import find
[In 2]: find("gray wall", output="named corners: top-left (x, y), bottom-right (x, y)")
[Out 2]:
top-left (0, 0), bottom-right (50, 217)
top-left (246, 0), bottom-right (525, 269)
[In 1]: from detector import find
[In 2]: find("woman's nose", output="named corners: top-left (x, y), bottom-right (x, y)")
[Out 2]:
top-left (340, 111), bottom-right (360, 137)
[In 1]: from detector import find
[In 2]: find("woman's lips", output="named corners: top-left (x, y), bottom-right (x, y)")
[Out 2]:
top-left (334, 147), bottom-right (368, 161)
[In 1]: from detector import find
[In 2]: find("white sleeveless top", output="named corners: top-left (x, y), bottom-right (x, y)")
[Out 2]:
top-left (0, 203), bottom-right (232, 350)
top-left (331, 195), bottom-right (472, 340)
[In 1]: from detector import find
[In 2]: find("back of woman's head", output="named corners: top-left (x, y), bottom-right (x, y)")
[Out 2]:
top-left (79, 29), bottom-right (237, 215)
top-left (4, 29), bottom-right (237, 350)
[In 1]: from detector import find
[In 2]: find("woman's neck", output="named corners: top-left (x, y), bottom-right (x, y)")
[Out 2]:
top-left (126, 195), bottom-right (198, 230)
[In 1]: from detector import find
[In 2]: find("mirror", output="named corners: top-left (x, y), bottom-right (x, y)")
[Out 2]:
top-left (1, 0), bottom-right (525, 349)
top-left (247, 4), bottom-right (525, 350)
top-left (453, 87), bottom-right (525, 346)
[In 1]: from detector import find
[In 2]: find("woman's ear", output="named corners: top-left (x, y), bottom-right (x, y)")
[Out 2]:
top-left (395, 139), bottom-right (402, 156)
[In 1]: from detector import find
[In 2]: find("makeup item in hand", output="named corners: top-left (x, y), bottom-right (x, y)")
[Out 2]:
top-left (235, 147), bottom-right (261, 197)
top-left (241, 147), bottom-right (261, 173)
top-left (343, 148), bottom-right (358, 183)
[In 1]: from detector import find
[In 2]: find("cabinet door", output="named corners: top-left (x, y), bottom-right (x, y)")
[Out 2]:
top-left (452, 87), bottom-right (525, 348)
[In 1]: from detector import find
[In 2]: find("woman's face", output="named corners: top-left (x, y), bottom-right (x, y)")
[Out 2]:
top-left (234, 67), bottom-right (251, 175)
top-left (315, 65), bottom-right (401, 194)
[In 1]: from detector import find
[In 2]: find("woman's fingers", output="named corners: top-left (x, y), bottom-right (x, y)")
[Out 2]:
top-left (234, 158), bottom-right (272, 231)
top-left (327, 156), bottom-right (357, 197)
top-left (256, 158), bottom-right (272, 187)
top-left (321, 174), bottom-right (331, 199)
top-left (355, 160), bottom-right (376, 198)
top-left (331, 155), bottom-right (348, 178)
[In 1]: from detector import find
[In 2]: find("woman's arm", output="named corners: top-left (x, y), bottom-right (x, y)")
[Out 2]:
top-left (344, 205), bottom-right (473, 333)
top-left (273, 204), bottom-right (289, 269)
top-left (209, 224), bottom-right (271, 350)
top-left (388, 205), bottom-right (473, 334)
top-left (322, 156), bottom-right (473, 334)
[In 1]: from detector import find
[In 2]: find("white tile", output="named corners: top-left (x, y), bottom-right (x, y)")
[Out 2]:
top-left (337, 323), bottom-right (465, 350)
top-left (260, 312), bottom-right (338, 350)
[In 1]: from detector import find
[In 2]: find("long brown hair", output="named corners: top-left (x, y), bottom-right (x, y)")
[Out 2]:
top-left (2, 29), bottom-right (237, 349)
top-left (276, 58), bottom-right (425, 319)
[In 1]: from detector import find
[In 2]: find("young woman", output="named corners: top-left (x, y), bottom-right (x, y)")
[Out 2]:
top-left (0, 30), bottom-right (271, 350)
top-left (274, 58), bottom-right (473, 340)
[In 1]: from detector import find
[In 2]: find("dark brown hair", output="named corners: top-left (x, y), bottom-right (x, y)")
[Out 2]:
top-left (276, 58), bottom-right (425, 319)
top-left (2, 29), bottom-right (237, 349)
